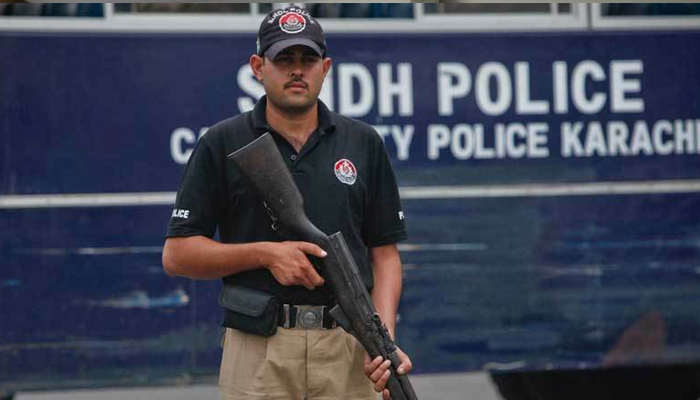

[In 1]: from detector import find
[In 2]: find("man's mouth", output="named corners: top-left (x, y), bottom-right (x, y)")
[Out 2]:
top-left (286, 81), bottom-right (308, 89)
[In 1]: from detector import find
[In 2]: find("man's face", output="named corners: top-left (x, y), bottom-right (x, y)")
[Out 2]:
top-left (251, 45), bottom-right (332, 113)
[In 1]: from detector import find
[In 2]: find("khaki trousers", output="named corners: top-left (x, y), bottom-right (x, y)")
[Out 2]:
top-left (219, 327), bottom-right (377, 400)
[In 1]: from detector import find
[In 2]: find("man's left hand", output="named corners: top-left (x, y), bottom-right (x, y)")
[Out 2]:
top-left (363, 347), bottom-right (413, 400)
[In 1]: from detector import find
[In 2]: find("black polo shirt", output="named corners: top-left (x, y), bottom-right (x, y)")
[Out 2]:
top-left (166, 96), bottom-right (407, 305)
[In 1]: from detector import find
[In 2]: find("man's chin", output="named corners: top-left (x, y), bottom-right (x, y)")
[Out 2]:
top-left (273, 97), bottom-right (316, 114)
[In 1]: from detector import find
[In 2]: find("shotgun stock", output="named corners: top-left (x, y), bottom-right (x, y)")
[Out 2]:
top-left (228, 133), bottom-right (418, 400)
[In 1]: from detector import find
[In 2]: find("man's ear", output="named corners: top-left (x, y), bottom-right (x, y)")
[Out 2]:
top-left (250, 54), bottom-right (264, 82)
top-left (323, 57), bottom-right (332, 78)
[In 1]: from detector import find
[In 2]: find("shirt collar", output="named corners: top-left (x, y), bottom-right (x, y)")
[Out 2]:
top-left (252, 95), bottom-right (336, 136)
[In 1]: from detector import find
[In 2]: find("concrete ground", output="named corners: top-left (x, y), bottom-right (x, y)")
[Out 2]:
top-left (16, 372), bottom-right (504, 400)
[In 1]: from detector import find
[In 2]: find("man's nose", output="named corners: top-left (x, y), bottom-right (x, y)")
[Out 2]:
top-left (289, 60), bottom-right (304, 76)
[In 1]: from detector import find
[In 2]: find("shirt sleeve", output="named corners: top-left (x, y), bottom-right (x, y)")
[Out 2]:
top-left (362, 137), bottom-right (408, 247)
top-left (166, 135), bottom-right (222, 239)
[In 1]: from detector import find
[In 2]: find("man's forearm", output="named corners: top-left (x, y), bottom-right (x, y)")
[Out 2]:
top-left (370, 244), bottom-right (403, 338)
top-left (162, 235), bottom-right (266, 280)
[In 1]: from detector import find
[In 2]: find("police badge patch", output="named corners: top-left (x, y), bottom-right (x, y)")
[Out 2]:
top-left (334, 159), bottom-right (357, 185)
top-left (279, 12), bottom-right (307, 34)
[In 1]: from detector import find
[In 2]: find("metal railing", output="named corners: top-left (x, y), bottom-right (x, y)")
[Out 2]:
top-left (1, 4), bottom-right (699, 33)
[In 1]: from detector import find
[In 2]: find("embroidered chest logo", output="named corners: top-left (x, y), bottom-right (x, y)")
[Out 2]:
top-left (334, 159), bottom-right (357, 186)
top-left (279, 12), bottom-right (306, 34)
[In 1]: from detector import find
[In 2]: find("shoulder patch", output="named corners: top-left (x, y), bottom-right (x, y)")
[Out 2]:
top-left (172, 209), bottom-right (190, 219)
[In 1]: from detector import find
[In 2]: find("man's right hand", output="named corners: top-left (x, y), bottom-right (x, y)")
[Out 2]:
top-left (260, 241), bottom-right (327, 290)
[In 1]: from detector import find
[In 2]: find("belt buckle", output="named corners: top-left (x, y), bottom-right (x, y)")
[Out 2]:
top-left (295, 305), bottom-right (324, 330)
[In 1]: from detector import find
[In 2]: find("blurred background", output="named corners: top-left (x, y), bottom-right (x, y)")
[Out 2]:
top-left (1, 2), bottom-right (700, 400)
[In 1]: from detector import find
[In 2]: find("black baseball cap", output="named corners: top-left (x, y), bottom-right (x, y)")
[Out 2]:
top-left (256, 7), bottom-right (326, 60)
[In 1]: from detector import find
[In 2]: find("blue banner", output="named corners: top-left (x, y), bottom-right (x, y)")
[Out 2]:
top-left (1, 32), bottom-right (699, 194)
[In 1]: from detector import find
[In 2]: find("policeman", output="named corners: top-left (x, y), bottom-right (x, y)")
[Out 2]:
top-left (163, 6), bottom-right (412, 400)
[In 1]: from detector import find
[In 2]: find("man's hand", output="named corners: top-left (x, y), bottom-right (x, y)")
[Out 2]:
top-left (260, 241), bottom-right (326, 290)
top-left (364, 347), bottom-right (413, 399)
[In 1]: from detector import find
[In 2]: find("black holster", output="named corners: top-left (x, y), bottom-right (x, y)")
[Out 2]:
top-left (219, 284), bottom-right (280, 337)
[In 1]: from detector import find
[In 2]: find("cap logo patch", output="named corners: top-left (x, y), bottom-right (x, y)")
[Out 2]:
top-left (334, 159), bottom-right (357, 186)
top-left (279, 12), bottom-right (306, 34)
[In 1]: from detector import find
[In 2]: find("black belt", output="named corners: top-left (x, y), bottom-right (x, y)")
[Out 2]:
top-left (278, 304), bottom-right (338, 330)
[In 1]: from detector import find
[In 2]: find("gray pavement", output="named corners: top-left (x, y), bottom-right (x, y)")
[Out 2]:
top-left (16, 373), bottom-right (504, 400)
